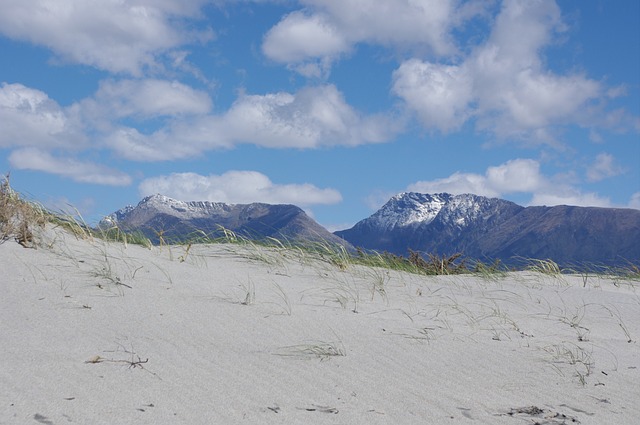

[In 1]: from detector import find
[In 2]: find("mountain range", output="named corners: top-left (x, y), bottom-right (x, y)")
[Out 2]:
top-left (335, 192), bottom-right (640, 267)
top-left (100, 194), bottom-right (348, 247)
top-left (103, 192), bottom-right (640, 267)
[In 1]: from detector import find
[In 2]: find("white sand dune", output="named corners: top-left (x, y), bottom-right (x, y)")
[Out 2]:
top-left (1, 226), bottom-right (639, 424)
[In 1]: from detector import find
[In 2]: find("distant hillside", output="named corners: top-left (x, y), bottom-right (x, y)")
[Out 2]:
top-left (102, 194), bottom-right (350, 247)
top-left (335, 192), bottom-right (640, 267)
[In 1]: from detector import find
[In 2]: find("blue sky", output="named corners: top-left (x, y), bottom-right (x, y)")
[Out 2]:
top-left (1, 0), bottom-right (638, 230)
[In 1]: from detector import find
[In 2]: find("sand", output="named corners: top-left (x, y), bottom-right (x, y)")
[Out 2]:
top-left (1, 225), bottom-right (639, 424)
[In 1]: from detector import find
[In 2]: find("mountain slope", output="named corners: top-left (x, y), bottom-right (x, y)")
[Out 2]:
top-left (335, 192), bottom-right (640, 267)
top-left (102, 194), bottom-right (349, 247)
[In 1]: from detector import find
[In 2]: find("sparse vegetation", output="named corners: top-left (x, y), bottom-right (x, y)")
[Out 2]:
top-left (86, 342), bottom-right (159, 378)
top-left (240, 278), bottom-right (256, 305)
top-left (2, 173), bottom-right (637, 283)
top-left (274, 340), bottom-right (346, 361)
top-left (97, 224), bottom-right (153, 249)
top-left (543, 343), bottom-right (594, 385)
top-left (0, 174), bottom-right (46, 248)
top-left (523, 258), bottom-right (563, 275)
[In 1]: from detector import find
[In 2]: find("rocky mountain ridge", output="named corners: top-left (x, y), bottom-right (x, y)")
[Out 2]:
top-left (103, 192), bottom-right (640, 267)
top-left (101, 194), bottom-right (348, 247)
top-left (335, 192), bottom-right (640, 267)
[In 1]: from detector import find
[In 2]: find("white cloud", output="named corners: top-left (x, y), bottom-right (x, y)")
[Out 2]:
top-left (484, 159), bottom-right (544, 193)
top-left (392, 0), bottom-right (605, 143)
top-left (0, 0), bottom-right (213, 75)
top-left (407, 158), bottom-right (613, 207)
top-left (6, 81), bottom-right (395, 164)
top-left (309, 0), bottom-right (459, 53)
top-left (586, 153), bottom-right (625, 182)
top-left (408, 159), bottom-right (542, 197)
top-left (139, 170), bottom-right (342, 206)
top-left (0, 83), bottom-right (85, 149)
top-left (392, 60), bottom-right (472, 132)
top-left (8, 148), bottom-right (132, 186)
top-left (408, 171), bottom-right (497, 198)
top-left (88, 79), bottom-right (213, 120)
top-left (262, 0), bottom-right (477, 74)
top-left (105, 84), bottom-right (401, 160)
top-left (262, 11), bottom-right (349, 64)
top-left (221, 85), bottom-right (398, 148)
top-left (105, 124), bottom-right (221, 161)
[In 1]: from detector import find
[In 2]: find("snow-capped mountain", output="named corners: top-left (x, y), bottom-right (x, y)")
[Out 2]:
top-left (366, 192), bottom-right (451, 230)
top-left (335, 192), bottom-right (640, 267)
top-left (102, 194), bottom-right (350, 247)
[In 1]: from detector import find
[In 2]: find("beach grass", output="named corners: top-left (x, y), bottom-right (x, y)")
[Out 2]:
top-left (0, 174), bottom-right (46, 248)
top-left (2, 176), bottom-right (638, 283)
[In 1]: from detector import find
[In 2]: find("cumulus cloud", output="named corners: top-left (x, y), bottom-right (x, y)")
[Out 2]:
top-left (407, 158), bottom-right (612, 207)
top-left (262, 0), bottom-right (477, 75)
top-left (8, 148), bottom-right (132, 186)
top-left (0, 0), bottom-right (213, 75)
top-left (221, 85), bottom-right (399, 148)
top-left (3, 79), bottom-right (396, 164)
top-left (139, 170), bottom-right (342, 206)
top-left (105, 126), bottom-right (213, 161)
top-left (392, 60), bottom-right (472, 132)
top-left (392, 0), bottom-right (605, 142)
top-left (262, 11), bottom-right (348, 63)
top-left (408, 159), bottom-right (543, 197)
top-left (87, 79), bottom-right (213, 120)
top-left (586, 153), bottom-right (625, 182)
top-left (0, 83), bottom-right (85, 149)
top-left (105, 84), bottom-right (401, 160)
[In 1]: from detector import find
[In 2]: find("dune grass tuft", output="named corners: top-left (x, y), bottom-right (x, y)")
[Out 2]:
top-left (0, 175), bottom-right (46, 248)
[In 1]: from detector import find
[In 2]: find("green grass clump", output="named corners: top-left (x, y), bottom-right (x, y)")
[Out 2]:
top-left (350, 248), bottom-right (470, 276)
top-left (96, 225), bottom-right (153, 249)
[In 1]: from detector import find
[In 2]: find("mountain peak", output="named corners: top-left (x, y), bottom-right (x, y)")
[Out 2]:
top-left (335, 192), bottom-right (640, 267)
top-left (369, 192), bottom-right (452, 230)
top-left (101, 194), bottom-right (350, 248)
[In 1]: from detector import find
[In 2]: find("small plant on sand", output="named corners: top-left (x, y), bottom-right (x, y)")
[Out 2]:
top-left (275, 339), bottom-right (346, 361)
top-left (97, 224), bottom-right (152, 249)
top-left (352, 249), bottom-right (417, 273)
top-left (524, 258), bottom-right (562, 275)
top-left (408, 250), bottom-right (467, 275)
top-left (351, 249), bottom-right (471, 276)
top-left (269, 281), bottom-right (292, 315)
top-left (308, 272), bottom-right (360, 313)
top-left (85, 342), bottom-right (159, 378)
top-left (0, 174), bottom-right (46, 248)
top-left (240, 278), bottom-right (256, 305)
top-left (544, 343), bottom-right (594, 385)
top-left (89, 246), bottom-right (133, 295)
top-left (367, 268), bottom-right (389, 303)
top-left (601, 305), bottom-right (634, 343)
top-left (472, 258), bottom-right (508, 280)
top-left (557, 303), bottom-right (591, 341)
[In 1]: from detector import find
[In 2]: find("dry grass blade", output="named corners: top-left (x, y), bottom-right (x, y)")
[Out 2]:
top-left (407, 250), bottom-right (467, 275)
top-left (0, 174), bottom-right (46, 248)
top-left (274, 341), bottom-right (346, 361)
top-left (524, 258), bottom-right (562, 275)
